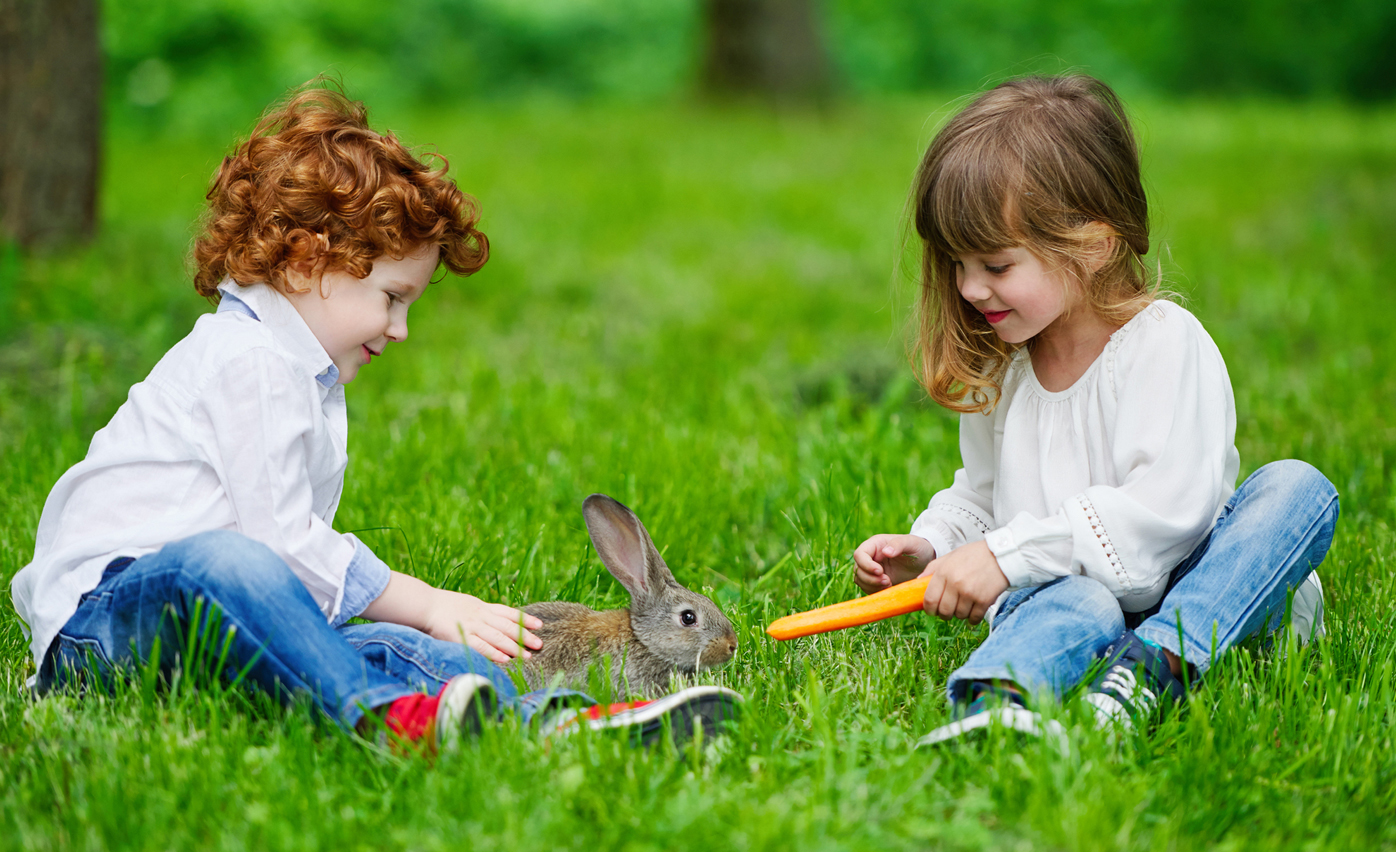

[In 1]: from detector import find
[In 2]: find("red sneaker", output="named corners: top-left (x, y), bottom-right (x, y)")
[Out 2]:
top-left (381, 674), bottom-right (497, 752)
top-left (539, 686), bottom-right (743, 748)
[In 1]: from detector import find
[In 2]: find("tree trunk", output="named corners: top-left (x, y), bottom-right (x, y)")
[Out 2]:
top-left (701, 0), bottom-right (832, 101)
top-left (0, 0), bottom-right (102, 248)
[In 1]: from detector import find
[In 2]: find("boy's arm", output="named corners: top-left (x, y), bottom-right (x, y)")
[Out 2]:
top-left (195, 350), bottom-right (360, 616)
top-left (360, 571), bottom-right (544, 665)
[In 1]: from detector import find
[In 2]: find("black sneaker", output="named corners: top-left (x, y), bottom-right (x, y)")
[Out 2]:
top-left (1084, 631), bottom-right (1186, 731)
top-left (916, 683), bottom-right (1067, 754)
top-left (539, 685), bottom-right (743, 748)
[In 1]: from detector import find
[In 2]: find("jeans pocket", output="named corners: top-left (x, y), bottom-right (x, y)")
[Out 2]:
top-left (42, 634), bottom-right (116, 691)
top-left (102, 555), bottom-right (136, 579)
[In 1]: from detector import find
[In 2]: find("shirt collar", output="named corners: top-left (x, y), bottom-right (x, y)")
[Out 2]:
top-left (215, 288), bottom-right (259, 321)
top-left (217, 279), bottom-right (340, 388)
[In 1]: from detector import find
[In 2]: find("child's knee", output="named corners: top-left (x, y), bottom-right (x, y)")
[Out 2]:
top-left (1074, 573), bottom-right (1123, 613)
top-left (162, 530), bottom-right (299, 601)
top-left (1248, 460), bottom-right (1339, 518)
top-left (340, 622), bottom-right (521, 700)
top-left (1008, 576), bottom-right (1124, 639)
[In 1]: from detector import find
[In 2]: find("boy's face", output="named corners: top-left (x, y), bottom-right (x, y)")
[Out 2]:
top-left (285, 244), bottom-right (440, 384)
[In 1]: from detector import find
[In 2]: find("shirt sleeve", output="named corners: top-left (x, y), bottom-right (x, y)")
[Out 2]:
top-left (909, 407), bottom-right (997, 558)
top-left (330, 535), bottom-right (392, 628)
top-left (189, 348), bottom-right (358, 622)
top-left (987, 307), bottom-right (1238, 611)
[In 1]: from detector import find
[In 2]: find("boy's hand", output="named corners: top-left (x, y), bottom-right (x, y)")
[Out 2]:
top-left (853, 534), bottom-right (936, 594)
top-left (362, 571), bottom-right (544, 665)
top-left (422, 589), bottom-right (544, 665)
top-left (919, 540), bottom-right (1008, 625)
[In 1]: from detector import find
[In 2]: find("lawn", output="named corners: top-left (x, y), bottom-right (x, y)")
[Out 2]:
top-left (1, 96), bottom-right (1394, 851)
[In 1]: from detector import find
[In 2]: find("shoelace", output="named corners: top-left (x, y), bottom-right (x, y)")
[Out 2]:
top-left (1100, 665), bottom-right (1157, 714)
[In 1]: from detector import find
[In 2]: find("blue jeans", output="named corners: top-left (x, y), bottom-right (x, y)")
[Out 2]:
top-left (946, 460), bottom-right (1340, 704)
top-left (38, 530), bottom-right (591, 729)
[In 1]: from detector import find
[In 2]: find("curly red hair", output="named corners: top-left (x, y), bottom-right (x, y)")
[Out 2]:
top-left (192, 81), bottom-right (487, 298)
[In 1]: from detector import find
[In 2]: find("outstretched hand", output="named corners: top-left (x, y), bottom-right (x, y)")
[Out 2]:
top-left (360, 571), bottom-right (544, 666)
top-left (421, 589), bottom-right (544, 665)
top-left (853, 533), bottom-right (936, 594)
top-left (918, 539), bottom-right (1008, 625)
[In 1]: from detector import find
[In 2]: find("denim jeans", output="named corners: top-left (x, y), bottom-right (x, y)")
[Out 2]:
top-left (38, 530), bottom-right (591, 729)
top-left (945, 459), bottom-right (1340, 704)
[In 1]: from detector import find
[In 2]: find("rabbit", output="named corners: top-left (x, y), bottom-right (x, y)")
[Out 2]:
top-left (519, 493), bottom-right (738, 699)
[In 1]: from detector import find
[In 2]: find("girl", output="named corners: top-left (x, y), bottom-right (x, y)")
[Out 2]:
top-left (852, 75), bottom-right (1338, 744)
top-left (12, 82), bottom-right (737, 750)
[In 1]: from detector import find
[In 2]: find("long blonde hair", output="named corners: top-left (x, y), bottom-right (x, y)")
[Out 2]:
top-left (911, 75), bottom-right (1160, 413)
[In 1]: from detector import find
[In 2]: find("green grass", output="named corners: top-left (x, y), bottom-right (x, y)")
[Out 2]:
top-left (2, 96), bottom-right (1395, 850)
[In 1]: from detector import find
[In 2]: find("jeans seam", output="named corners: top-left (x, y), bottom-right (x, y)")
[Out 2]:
top-left (954, 577), bottom-right (1121, 700)
top-left (349, 636), bottom-right (457, 687)
top-left (1133, 624), bottom-right (1212, 674)
top-left (183, 581), bottom-right (406, 729)
top-left (1213, 490), bottom-right (1337, 651)
top-left (51, 536), bottom-right (421, 730)
top-left (77, 589), bottom-right (117, 607)
top-left (54, 634), bottom-right (115, 671)
top-left (951, 647), bottom-right (1093, 691)
top-left (1139, 489), bottom-right (1337, 670)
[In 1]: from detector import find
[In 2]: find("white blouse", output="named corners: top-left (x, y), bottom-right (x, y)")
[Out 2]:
top-left (12, 281), bottom-right (386, 670)
top-left (909, 300), bottom-right (1239, 613)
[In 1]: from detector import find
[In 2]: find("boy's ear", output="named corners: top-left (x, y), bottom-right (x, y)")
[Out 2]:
top-left (283, 231), bottom-right (332, 295)
top-left (282, 259), bottom-right (319, 295)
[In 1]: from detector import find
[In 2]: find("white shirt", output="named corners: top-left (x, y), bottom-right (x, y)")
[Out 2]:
top-left (12, 281), bottom-right (389, 669)
top-left (910, 300), bottom-right (1239, 613)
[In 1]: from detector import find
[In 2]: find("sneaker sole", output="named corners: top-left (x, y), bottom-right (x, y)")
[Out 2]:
top-left (436, 674), bottom-right (497, 752)
top-left (574, 686), bottom-right (744, 748)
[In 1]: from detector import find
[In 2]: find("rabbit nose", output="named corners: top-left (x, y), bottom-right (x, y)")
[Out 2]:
top-left (705, 633), bottom-right (737, 665)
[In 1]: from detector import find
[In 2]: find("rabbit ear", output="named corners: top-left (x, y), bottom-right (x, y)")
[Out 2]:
top-left (582, 494), bottom-right (674, 603)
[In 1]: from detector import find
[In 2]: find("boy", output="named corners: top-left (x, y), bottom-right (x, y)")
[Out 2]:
top-left (13, 82), bottom-right (740, 749)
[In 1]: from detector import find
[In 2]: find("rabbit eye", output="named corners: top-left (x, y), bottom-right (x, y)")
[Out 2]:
top-left (680, 609), bottom-right (698, 626)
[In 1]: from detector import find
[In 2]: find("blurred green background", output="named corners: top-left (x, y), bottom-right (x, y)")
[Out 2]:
top-left (108, 0), bottom-right (1396, 139)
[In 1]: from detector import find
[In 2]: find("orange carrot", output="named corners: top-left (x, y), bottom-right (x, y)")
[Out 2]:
top-left (765, 576), bottom-right (932, 640)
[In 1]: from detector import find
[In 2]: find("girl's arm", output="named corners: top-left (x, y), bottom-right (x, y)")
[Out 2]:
top-left (918, 539), bottom-right (1008, 625)
top-left (853, 533), bottom-right (936, 593)
top-left (909, 405), bottom-right (999, 559)
top-left (854, 393), bottom-right (1001, 597)
top-left (360, 571), bottom-right (543, 665)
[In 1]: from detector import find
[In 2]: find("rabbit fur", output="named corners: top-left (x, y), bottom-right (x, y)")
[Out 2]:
top-left (519, 494), bottom-right (738, 699)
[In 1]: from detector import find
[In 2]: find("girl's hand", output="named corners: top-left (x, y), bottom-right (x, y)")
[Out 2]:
top-left (919, 540), bottom-right (1009, 625)
top-left (421, 589), bottom-right (544, 664)
top-left (853, 534), bottom-right (936, 594)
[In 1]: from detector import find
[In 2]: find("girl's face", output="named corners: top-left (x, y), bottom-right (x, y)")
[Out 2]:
top-left (285, 244), bottom-right (440, 384)
top-left (953, 246), bottom-right (1081, 346)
